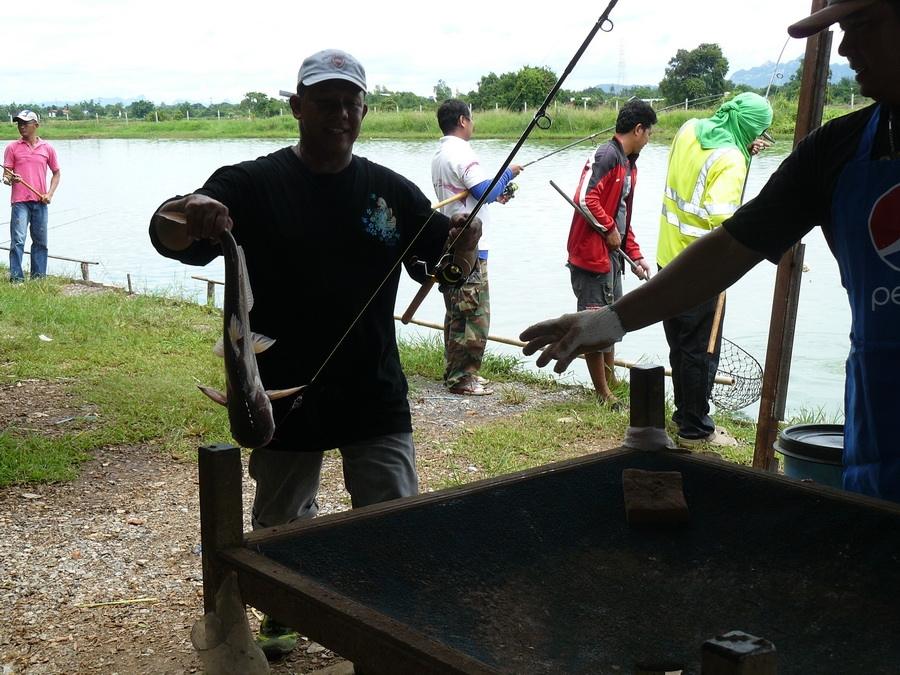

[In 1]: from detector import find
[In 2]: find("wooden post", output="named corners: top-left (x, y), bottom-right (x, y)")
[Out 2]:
top-left (206, 281), bottom-right (215, 307)
top-left (629, 364), bottom-right (666, 430)
top-left (701, 630), bottom-right (776, 674)
top-left (198, 444), bottom-right (243, 613)
top-left (80, 261), bottom-right (90, 281)
top-left (753, 3), bottom-right (831, 471)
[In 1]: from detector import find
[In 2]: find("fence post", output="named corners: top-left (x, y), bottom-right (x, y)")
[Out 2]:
top-left (80, 262), bottom-right (90, 281)
top-left (206, 281), bottom-right (215, 307)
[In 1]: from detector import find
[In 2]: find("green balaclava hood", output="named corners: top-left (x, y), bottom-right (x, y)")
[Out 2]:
top-left (693, 92), bottom-right (773, 163)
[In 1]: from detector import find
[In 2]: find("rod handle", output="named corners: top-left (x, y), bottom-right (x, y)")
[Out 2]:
top-left (401, 278), bottom-right (436, 324)
top-left (707, 292), bottom-right (726, 354)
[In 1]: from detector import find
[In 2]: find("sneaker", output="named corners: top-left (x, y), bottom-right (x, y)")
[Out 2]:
top-left (678, 426), bottom-right (739, 448)
top-left (256, 615), bottom-right (299, 660)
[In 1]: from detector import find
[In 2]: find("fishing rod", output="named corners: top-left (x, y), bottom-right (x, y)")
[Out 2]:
top-left (765, 37), bottom-right (792, 99)
top-left (401, 0), bottom-right (622, 324)
top-left (2, 167), bottom-right (44, 200)
top-left (520, 93), bottom-right (733, 171)
top-left (548, 179), bottom-right (642, 276)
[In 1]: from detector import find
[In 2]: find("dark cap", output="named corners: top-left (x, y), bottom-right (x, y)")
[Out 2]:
top-left (788, 0), bottom-right (880, 38)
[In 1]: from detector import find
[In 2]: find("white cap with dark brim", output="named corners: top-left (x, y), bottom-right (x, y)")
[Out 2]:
top-left (297, 49), bottom-right (367, 94)
top-left (13, 110), bottom-right (39, 123)
top-left (788, 0), bottom-right (880, 38)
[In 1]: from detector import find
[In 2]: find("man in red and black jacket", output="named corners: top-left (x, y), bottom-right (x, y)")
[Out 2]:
top-left (566, 99), bottom-right (656, 403)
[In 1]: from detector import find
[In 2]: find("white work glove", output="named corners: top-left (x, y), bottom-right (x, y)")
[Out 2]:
top-left (520, 306), bottom-right (626, 373)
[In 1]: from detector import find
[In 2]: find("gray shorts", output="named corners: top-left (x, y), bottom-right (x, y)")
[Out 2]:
top-left (248, 431), bottom-right (418, 529)
top-left (568, 261), bottom-right (623, 352)
top-left (568, 261), bottom-right (622, 310)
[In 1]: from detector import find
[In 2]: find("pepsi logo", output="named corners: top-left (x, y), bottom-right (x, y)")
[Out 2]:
top-left (869, 182), bottom-right (900, 271)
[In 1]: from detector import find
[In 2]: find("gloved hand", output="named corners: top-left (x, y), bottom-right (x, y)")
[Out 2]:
top-left (520, 306), bottom-right (626, 373)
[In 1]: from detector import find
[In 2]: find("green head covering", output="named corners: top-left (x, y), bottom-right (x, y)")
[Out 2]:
top-left (694, 92), bottom-right (773, 163)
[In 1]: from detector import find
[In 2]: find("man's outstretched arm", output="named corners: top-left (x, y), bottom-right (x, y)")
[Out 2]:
top-left (520, 227), bottom-right (765, 372)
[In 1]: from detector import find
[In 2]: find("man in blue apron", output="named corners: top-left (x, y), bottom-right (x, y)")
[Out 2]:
top-left (520, 0), bottom-right (900, 502)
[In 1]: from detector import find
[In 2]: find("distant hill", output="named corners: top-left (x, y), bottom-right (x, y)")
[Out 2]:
top-left (729, 58), bottom-right (855, 88)
top-left (590, 58), bottom-right (855, 94)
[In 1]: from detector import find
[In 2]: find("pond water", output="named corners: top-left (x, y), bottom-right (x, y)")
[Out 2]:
top-left (4, 136), bottom-right (849, 419)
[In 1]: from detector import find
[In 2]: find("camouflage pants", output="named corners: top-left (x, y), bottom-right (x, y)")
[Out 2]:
top-left (443, 258), bottom-right (490, 388)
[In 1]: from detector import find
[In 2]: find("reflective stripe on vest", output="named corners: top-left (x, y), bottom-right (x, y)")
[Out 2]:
top-left (662, 147), bottom-right (737, 239)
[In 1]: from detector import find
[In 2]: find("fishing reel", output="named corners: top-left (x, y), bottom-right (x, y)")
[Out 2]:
top-left (501, 182), bottom-right (519, 201)
top-left (408, 249), bottom-right (475, 290)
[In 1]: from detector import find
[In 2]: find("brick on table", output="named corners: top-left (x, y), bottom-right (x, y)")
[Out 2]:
top-left (622, 468), bottom-right (689, 526)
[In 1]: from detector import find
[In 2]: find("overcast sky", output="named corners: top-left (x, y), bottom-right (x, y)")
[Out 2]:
top-left (3, 0), bottom-right (843, 105)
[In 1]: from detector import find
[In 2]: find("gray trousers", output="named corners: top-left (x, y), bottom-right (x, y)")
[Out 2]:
top-left (248, 431), bottom-right (418, 529)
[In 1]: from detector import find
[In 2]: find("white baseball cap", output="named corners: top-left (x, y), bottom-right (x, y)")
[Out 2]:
top-left (13, 110), bottom-right (39, 123)
top-left (297, 49), bottom-right (367, 93)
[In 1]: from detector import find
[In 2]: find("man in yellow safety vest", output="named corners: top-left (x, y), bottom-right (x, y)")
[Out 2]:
top-left (656, 92), bottom-right (772, 447)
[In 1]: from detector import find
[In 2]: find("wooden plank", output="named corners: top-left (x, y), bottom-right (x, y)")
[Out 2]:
top-left (222, 547), bottom-right (497, 675)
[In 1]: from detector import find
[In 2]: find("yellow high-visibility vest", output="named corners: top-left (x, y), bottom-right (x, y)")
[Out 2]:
top-left (657, 119), bottom-right (749, 267)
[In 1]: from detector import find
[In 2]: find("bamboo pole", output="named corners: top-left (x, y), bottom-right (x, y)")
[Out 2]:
top-left (2, 167), bottom-right (43, 200)
top-left (396, 315), bottom-right (736, 386)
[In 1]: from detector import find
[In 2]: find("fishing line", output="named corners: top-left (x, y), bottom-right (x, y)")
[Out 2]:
top-left (522, 93), bottom-right (731, 170)
top-left (0, 208), bottom-right (88, 246)
top-left (304, 0), bottom-right (624, 393)
top-left (765, 37), bottom-right (792, 100)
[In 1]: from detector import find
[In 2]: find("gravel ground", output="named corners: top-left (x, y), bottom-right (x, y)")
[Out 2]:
top-left (0, 372), bottom-right (606, 674)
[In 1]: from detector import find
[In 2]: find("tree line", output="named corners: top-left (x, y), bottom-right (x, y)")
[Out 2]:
top-left (2, 43), bottom-right (866, 123)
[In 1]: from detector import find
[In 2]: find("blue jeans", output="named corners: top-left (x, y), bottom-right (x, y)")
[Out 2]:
top-left (9, 201), bottom-right (49, 281)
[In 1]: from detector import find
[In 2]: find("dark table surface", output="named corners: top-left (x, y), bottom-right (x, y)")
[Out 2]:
top-left (256, 450), bottom-right (900, 674)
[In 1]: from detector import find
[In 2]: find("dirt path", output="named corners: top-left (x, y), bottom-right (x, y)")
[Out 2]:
top-left (0, 375), bottom-right (613, 674)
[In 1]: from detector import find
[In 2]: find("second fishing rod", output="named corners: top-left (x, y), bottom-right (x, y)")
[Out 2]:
top-left (400, 0), bottom-right (622, 324)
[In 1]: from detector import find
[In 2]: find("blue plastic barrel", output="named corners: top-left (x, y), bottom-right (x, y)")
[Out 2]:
top-left (774, 424), bottom-right (844, 489)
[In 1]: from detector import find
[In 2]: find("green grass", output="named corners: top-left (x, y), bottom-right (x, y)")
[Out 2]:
top-left (444, 394), bottom-right (629, 485)
top-left (0, 272), bottom-right (764, 489)
top-left (0, 276), bottom-right (229, 484)
top-left (0, 101), bottom-right (867, 143)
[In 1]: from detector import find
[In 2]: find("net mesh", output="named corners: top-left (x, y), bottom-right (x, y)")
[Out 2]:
top-left (712, 337), bottom-right (763, 411)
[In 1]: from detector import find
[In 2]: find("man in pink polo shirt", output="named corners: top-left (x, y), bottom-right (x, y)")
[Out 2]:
top-left (2, 110), bottom-right (61, 282)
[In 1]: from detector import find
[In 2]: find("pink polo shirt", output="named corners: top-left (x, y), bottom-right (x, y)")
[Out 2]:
top-left (3, 138), bottom-right (60, 204)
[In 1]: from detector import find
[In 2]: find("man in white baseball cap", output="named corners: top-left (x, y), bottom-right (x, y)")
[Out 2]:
top-left (149, 49), bottom-right (481, 662)
top-left (522, 0), bottom-right (900, 503)
top-left (296, 48), bottom-right (367, 93)
top-left (12, 110), bottom-right (40, 124)
top-left (3, 109), bottom-right (60, 282)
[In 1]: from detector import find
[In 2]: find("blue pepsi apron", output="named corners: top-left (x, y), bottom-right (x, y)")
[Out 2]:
top-left (831, 104), bottom-right (900, 501)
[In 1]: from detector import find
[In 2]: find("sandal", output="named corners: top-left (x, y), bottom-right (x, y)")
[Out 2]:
top-left (449, 376), bottom-right (494, 396)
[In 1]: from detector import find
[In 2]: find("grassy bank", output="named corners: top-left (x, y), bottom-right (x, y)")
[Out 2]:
top-left (0, 273), bottom-right (760, 488)
top-left (0, 100), bottom-right (861, 143)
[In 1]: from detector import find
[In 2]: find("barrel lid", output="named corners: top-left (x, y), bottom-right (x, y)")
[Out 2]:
top-left (775, 424), bottom-right (844, 464)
